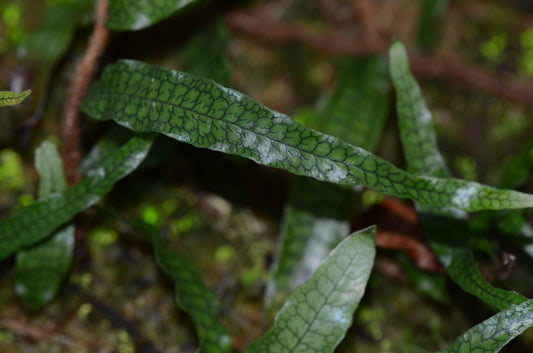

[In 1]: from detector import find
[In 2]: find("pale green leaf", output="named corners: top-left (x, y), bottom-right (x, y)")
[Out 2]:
top-left (0, 89), bottom-right (32, 107)
top-left (265, 179), bottom-right (353, 315)
top-left (437, 300), bottom-right (533, 353)
top-left (247, 226), bottom-right (376, 353)
top-left (81, 59), bottom-right (533, 212)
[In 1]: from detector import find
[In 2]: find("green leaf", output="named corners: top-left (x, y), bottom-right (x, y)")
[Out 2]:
top-left (144, 227), bottom-right (231, 353)
top-left (21, 0), bottom-right (93, 64)
top-left (79, 125), bottom-right (136, 175)
top-left (0, 89), bottom-right (32, 107)
top-left (265, 56), bottom-right (390, 315)
top-left (265, 179), bottom-right (353, 315)
top-left (181, 17), bottom-right (232, 87)
top-left (0, 134), bottom-right (155, 260)
top-left (312, 55), bottom-right (390, 151)
top-left (15, 141), bottom-right (74, 308)
top-left (437, 300), bottom-right (533, 353)
top-left (417, 0), bottom-right (449, 50)
top-left (247, 226), bottom-right (376, 353)
top-left (81, 59), bottom-right (533, 212)
top-left (390, 39), bottom-right (527, 311)
top-left (389, 41), bottom-right (448, 178)
top-left (107, 0), bottom-right (201, 31)
top-left (500, 137), bottom-right (533, 189)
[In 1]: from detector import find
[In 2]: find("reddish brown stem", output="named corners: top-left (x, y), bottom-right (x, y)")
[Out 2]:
top-left (61, 0), bottom-right (109, 186)
top-left (377, 230), bottom-right (445, 273)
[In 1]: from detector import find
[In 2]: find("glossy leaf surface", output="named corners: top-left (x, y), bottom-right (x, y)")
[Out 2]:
top-left (0, 135), bottom-right (155, 259)
top-left (390, 39), bottom-right (527, 311)
top-left (81, 59), bottom-right (533, 212)
top-left (265, 56), bottom-right (389, 315)
top-left (15, 141), bottom-right (74, 308)
top-left (0, 89), bottom-right (32, 107)
top-left (247, 226), bottom-right (376, 353)
top-left (437, 300), bottom-right (533, 353)
top-left (107, 0), bottom-right (200, 31)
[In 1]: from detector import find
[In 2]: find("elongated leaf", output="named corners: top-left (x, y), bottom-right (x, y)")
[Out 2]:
top-left (500, 137), bottom-right (533, 189)
top-left (15, 141), bottom-right (74, 308)
top-left (0, 89), bottom-right (32, 107)
top-left (81, 59), bottom-right (533, 212)
top-left (107, 0), bottom-right (200, 31)
top-left (144, 227), bottom-right (231, 353)
top-left (417, 0), bottom-right (449, 50)
top-left (390, 40), bottom-right (528, 312)
top-left (0, 134), bottom-right (155, 260)
top-left (437, 300), bottom-right (533, 353)
top-left (181, 17), bottom-right (232, 87)
top-left (79, 125), bottom-right (136, 175)
top-left (265, 56), bottom-right (390, 315)
top-left (21, 0), bottom-right (93, 64)
top-left (247, 226), bottom-right (376, 353)
top-left (265, 179), bottom-right (353, 315)
top-left (312, 56), bottom-right (390, 151)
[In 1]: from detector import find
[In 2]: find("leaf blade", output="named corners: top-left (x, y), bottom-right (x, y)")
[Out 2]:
top-left (145, 229), bottom-right (232, 353)
top-left (266, 55), bottom-right (390, 315)
top-left (0, 134), bottom-right (155, 260)
top-left (390, 39), bottom-right (527, 310)
top-left (107, 0), bottom-right (200, 31)
top-left (247, 226), bottom-right (376, 353)
top-left (81, 59), bottom-right (533, 212)
top-left (0, 89), bottom-right (32, 107)
top-left (15, 141), bottom-right (74, 308)
top-left (436, 300), bottom-right (533, 353)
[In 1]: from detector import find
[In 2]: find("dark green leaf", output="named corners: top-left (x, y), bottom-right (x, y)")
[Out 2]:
top-left (312, 55), bottom-right (390, 151)
top-left (247, 226), bottom-right (376, 353)
top-left (21, 0), bottom-right (93, 64)
top-left (15, 141), bottom-right (74, 308)
top-left (0, 135), bottom-right (155, 260)
top-left (500, 137), bottom-right (533, 189)
top-left (0, 89), bottom-right (32, 107)
top-left (144, 228), bottom-right (232, 353)
top-left (107, 0), bottom-right (201, 31)
top-left (79, 125), bottom-right (136, 175)
top-left (181, 17), bottom-right (232, 87)
top-left (390, 39), bottom-right (527, 311)
top-left (437, 300), bottom-right (533, 353)
top-left (417, 0), bottom-right (449, 50)
top-left (81, 59), bottom-right (533, 212)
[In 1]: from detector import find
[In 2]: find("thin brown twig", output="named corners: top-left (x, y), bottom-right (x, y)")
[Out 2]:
top-left (61, 0), bottom-right (109, 186)
top-left (228, 10), bottom-right (533, 107)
